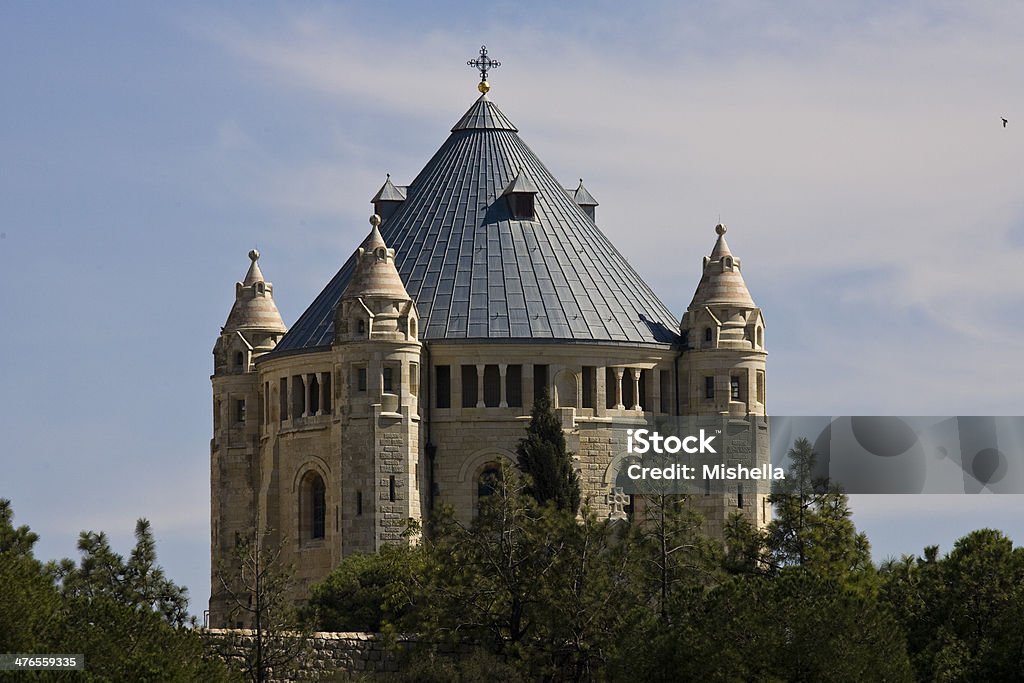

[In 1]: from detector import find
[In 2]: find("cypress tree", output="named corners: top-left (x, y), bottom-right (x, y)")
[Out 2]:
top-left (515, 394), bottom-right (581, 512)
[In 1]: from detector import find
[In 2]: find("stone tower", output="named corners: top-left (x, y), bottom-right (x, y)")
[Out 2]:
top-left (680, 224), bottom-right (769, 533)
top-left (210, 250), bottom-right (287, 625)
top-left (333, 216), bottom-right (423, 552)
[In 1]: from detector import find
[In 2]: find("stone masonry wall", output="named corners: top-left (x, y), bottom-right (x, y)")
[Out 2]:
top-left (201, 629), bottom-right (415, 681)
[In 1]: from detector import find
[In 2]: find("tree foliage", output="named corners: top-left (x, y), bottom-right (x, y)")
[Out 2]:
top-left (516, 394), bottom-right (581, 513)
top-left (306, 544), bottom-right (422, 632)
top-left (764, 436), bottom-right (872, 579)
top-left (301, 438), bottom-right (1024, 682)
top-left (0, 499), bottom-right (234, 682)
top-left (0, 499), bottom-right (62, 653)
top-left (880, 529), bottom-right (1024, 681)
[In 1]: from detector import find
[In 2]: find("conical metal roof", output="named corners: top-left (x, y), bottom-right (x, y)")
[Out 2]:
top-left (273, 95), bottom-right (680, 353)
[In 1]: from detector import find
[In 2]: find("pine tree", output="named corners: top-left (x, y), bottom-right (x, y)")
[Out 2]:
top-left (766, 437), bottom-right (871, 578)
top-left (515, 394), bottom-right (581, 512)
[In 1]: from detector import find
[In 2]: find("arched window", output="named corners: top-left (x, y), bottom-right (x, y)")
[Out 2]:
top-left (704, 327), bottom-right (713, 343)
top-left (235, 351), bottom-right (245, 369)
top-left (300, 471), bottom-right (326, 542)
top-left (756, 327), bottom-right (763, 348)
top-left (477, 464), bottom-right (502, 505)
top-left (357, 319), bottom-right (366, 336)
top-left (375, 247), bottom-right (387, 261)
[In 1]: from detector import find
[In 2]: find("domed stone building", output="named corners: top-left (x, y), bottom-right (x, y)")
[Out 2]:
top-left (209, 64), bottom-right (768, 626)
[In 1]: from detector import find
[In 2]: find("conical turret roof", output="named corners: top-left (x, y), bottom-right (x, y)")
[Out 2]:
top-left (273, 94), bottom-right (679, 352)
top-left (688, 224), bottom-right (755, 309)
top-left (224, 250), bottom-right (288, 333)
top-left (341, 218), bottom-right (410, 300)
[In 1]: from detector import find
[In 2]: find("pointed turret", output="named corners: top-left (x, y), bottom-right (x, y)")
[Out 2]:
top-left (682, 224), bottom-right (769, 538)
top-left (224, 250), bottom-right (288, 334)
top-left (681, 223), bottom-right (766, 412)
top-left (689, 224), bottom-right (755, 309)
top-left (341, 217), bottom-right (411, 302)
top-left (215, 250), bottom-right (287, 375)
top-left (335, 215), bottom-right (418, 344)
top-left (210, 248), bottom-right (287, 627)
top-left (333, 217), bottom-right (423, 554)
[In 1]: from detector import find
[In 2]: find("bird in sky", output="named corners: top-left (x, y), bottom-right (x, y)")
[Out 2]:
top-left (1002, 117), bottom-right (1008, 127)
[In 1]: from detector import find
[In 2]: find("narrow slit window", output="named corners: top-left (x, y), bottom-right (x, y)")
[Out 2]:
top-left (506, 365), bottom-right (523, 407)
top-left (582, 366), bottom-right (596, 409)
top-left (436, 365), bottom-right (451, 408)
top-left (279, 377), bottom-right (288, 421)
top-left (533, 364), bottom-right (548, 403)
top-left (461, 365), bottom-right (478, 408)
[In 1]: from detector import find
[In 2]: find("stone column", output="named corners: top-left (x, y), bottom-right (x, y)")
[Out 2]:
top-left (651, 369), bottom-right (661, 414)
top-left (476, 364), bottom-right (486, 408)
top-left (631, 368), bottom-right (642, 411)
top-left (499, 363), bottom-right (508, 408)
top-left (306, 373), bottom-right (316, 416)
top-left (614, 368), bottom-right (625, 410)
top-left (318, 372), bottom-right (327, 415)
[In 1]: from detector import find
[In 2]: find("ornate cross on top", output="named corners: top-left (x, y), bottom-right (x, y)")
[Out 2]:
top-left (467, 45), bottom-right (500, 93)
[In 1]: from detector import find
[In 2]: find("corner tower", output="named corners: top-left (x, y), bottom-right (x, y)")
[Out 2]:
top-left (681, 224), bottom-right (768, 531)
top-left (210, 250), bottom-right (287, 625)
top-left (334, 215), bottom-right (423, 553)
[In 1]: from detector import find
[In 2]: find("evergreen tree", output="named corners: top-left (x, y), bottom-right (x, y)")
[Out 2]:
top-left (515, 394), bottom-right (581, 512)
top-left (880, 529), bottom-right (1024, 681)
top-left (0, 499), bottom-right (62, 653)
top-left (55, 519), bottom-right (235, 682)
top-left (765, 437), bottom-right (871, 579)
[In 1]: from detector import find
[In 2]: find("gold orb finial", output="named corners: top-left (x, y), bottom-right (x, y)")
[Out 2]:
top-left (478, 80), bottom-right (490, 94)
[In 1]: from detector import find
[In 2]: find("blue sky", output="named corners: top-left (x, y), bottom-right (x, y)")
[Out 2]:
top-left (1, 2), bottom-right (1022, 617)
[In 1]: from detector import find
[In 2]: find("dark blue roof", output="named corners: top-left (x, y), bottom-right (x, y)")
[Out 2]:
top-left (272, 94), bottom-right (680, 353)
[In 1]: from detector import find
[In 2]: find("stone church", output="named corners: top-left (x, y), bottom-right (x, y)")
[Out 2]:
top-left (209, 59), bottom-right (768, 625)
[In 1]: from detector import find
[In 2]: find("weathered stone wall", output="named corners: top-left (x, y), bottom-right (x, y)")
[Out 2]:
top-left (201, 629), bottom-right (409, 681)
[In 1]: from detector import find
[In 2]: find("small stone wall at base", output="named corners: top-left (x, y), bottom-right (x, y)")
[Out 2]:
top-left (201, 629), bottom-right (410, 681)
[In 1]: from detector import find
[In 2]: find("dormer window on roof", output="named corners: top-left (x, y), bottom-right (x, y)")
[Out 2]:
top-left (502, 168), bottom-right (538, 221)
top-left (371, 174), bottom-right (407, 222)
top-left (571, 179), bottom-right (599, 222)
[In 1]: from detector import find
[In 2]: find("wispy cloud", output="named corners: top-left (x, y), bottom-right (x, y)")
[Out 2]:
top-left (190, 3), bottom-right (1024, 415)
